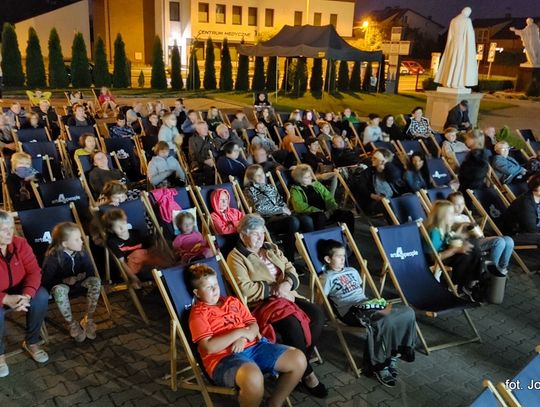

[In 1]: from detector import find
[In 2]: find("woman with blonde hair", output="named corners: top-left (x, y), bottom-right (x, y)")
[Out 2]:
top-left (289, 164), bottom-right (354, 232)
top-left (425, 200), bottom-right (483, 301)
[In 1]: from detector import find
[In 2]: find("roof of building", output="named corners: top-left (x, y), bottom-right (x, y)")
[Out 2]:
top-left (473, 17), bottom-right (540, 40)
top-left (369, 7), bottom-right (444, 29)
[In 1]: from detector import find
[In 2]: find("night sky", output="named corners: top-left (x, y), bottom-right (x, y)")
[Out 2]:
top-left (355, 0), bottom-right (538, 27)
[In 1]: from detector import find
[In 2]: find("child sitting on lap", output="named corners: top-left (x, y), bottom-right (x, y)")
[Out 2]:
top-left (173, 211), bottom-right (213, 264)
top-left (42, 222), bottom-right (101, 342)
top-left (319, 240), bottom-right (417, 388)
top-left (187, 264), bottom-right (306, 407)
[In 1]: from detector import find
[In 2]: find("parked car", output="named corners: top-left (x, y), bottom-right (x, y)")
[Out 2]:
top-left (400, 61), bottom-right (425, 75)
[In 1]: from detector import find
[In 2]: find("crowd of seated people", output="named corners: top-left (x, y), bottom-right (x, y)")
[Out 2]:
top-left (2, 92), bottom-right (540, 405)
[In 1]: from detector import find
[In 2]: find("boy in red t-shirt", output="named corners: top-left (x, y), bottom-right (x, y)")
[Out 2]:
top-left (187, 264), bottom-right (306, 407)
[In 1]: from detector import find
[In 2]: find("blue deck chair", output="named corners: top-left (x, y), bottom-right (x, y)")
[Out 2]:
top-left (525, 140), bottom-right (540, 158)
top-left (5, 156), bottom-right (44, 176)
top-left (371, 141), bottom-right (398, 155)
top-left (295, 224), bottom-right (380, 377)
top-left (502, 181), bottom-right (529, 202)
top-left (15, 128), bottom-right (49, 143)
top-left (103, 137), bottom-right (142, 180)
top-left (21, 140), bottom-right (62, 181)
top-left (454, 151), bottom-right (468, 167)
top-left (66, 125), bottom-right (98, 144)
top-left (292, 142), bottom-right (308, 164)
top-left (76, 152), bottom-right (116, 174)
top-left (426, 157), bottom-right (454, 187)
top-left (420, 186), bottom-right (454, 209)
top-left (152, 256), bottom-right (244, 401)
top-left (469, 380), bottom-right (507, 407)
top-left (496, 347), bottom-right (540, 406)
top-left (36, 178), bottom-right (89, 216)
top-left (275, 168), bottom-right (291, 200)
top-left (467, 187), bottom-right (533, 273)
top-left (517, 129), bottom-right (535, 142)
top-left (383, 194), bottom-right (427, 225)
top-left (398, 140), bottom-right (426, 157)
top-left (370, 222), bottom-right (481, 354)
top-left (424, 133), bottom-right (444, 157)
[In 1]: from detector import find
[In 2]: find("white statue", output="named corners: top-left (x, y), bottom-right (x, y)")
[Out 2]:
top-left (510, 18), bottom-right (540, 67)
top-left (435, 7), bottom-right (478, 91)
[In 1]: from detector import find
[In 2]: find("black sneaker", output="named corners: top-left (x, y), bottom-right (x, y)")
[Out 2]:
top-left (388, 357), bottom-right (398, 378)
top-left (302, 381), bottom-right (328, 398)
top-left (374, 367), bottom-right (396, 387)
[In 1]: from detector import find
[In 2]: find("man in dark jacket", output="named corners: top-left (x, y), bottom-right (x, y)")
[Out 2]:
top-left (444, 100), bottom-right (471, 131)
top-left (458, 148), bottom-right (490, 192)
top-left (501, 174), bottom-right (540, 237)
top-left (188, 121), bottom-right (219, 184)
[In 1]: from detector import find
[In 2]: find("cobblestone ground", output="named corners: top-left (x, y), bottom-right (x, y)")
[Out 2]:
top-left (1, 222), bottom-right (540, 407)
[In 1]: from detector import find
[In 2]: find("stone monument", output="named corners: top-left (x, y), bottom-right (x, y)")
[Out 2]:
top-left (426, 7), bottom-right (484, 131)
top-left (510, 18), bottom-right (540, 92)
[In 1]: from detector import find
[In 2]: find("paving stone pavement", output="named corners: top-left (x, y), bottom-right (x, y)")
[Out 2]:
top-left (1, 222), bottom-right (539, 407)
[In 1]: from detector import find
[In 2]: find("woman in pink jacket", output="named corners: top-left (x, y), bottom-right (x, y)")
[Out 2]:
top-left (210, 188), bottom-right (244, 235)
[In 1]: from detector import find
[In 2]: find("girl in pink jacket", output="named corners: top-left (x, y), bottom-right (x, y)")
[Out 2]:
top-left (172, 211), bottom-right (213, 263)
top-left (210, 188), bottom-right (244, 235)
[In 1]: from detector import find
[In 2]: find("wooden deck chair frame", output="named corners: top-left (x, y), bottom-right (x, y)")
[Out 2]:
top-left (347, 122), bottom-right (368, 156)
top-left (18, 142), bottom-right (57, 182)
top-left (275, 169), bottom-right (291, 201)
top-left (466, 187), bottom-right (534, 273)
top-left (0, 157), bottom-right (12, 212)
top-left (495, 345), bottom-right (540, 407)
top-left (232, 172), bottom-right (280, 214)
top-left (91, 88), bottom-right (103, 115)
top-left (272, 125), bottom-right (284, 148)
top-left (13, 127), bottom-right (52, 143)
top-left (469, 380), bottom-right (508, 407)
top-left (295, 223), bottom-right (380, 377)
top-left (66, 123), bottom-right (100, 142)
top-left (381, 194), bottom-right (427, 225)
top-left (370, 222), bottom-right (482, 354)
top-left (418, 187), bottom-right (457, 212)
top-left (396, 139), bottom-right (430, 167)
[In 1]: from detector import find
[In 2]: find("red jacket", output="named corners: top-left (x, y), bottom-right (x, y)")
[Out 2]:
top-left (210, 188), bottom-right (243, 235)
top-left (0, 236), bottom-right (42, 303)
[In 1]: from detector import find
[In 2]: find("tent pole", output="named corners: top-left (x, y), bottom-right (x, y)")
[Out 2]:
top-left (377, 57), bottom-right (383, 93)
top-left (275, 56), bottom-right (278, 104)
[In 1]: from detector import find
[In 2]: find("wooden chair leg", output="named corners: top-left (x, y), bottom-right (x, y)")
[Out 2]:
top-left (170, 320), bottom-right (178, 391)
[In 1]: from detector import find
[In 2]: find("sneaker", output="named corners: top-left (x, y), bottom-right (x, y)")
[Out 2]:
top-left (69, 321), bottom-right (86, 342)
top-left (302, 380), bottom-right (328, 398)
top-left (22, 342), bottom-right (49, 363)
top-left (374, 367), bottom-right (396, 387)
top-left (0, 355), bottom-right (8, 377)
top-left (388, 357), bottom-right (398, 378)
top-left (81, 316), bottom-right (97, 340)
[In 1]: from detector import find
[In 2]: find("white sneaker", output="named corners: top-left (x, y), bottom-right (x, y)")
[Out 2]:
top-left (0, 355), bottom-right (8, 377)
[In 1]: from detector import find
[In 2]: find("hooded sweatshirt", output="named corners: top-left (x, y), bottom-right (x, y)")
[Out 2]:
top-left (210, 188), bottom-right (244, 235)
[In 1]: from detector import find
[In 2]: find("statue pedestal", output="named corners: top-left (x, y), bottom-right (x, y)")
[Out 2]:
top-left (515, 66), bottom-right (540, 92)
top-left (425, 90), bottom-right (484, 132)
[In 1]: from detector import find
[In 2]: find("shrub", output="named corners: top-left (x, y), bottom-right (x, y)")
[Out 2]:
top-left (324, 60), bottom-right (336, 92)
top-left (71, 32), bottom-right (92, 88)
top-left (48, 28), bottom-right (69, 88)
top-left (251, 56), bottom-right (265, 91)
top-left (361, 61), bottom-right (372, 92)
top-left (93, 36), bottom-right (110, 87)
top-left (235, 46), bottom-right (249, 91)
top-left (112, 34), bottom-right (129, 88)
top-left (349, 61), bottom-right (361, 92)
top-left (25, 27), bottom-right (46, 88)
top-left (1, 23), bottom-right (25, 87)
top-left (526, 78), bottom-right (540, 97)
top-left (203, 38), bottom-right (217, 90)
top-left (292, 57), bottom-right (308, 96)
top-left (422, 77), bottom-right (437, 90)
top-left (151, 36), bottom-right (167, 89)
top-left (337, 60), bottom-right (349, 91)
top-left (187, 49), bottom-right (201, 90)
top-left (310, 58), bottom-right (323, 95)
top-left (477, 79), bottom-right (515, 92)
top-left (219, 38), bottom-right (233, 91)
top-left (265, 56), bottom-right (277, 91)
top-left (170, 43), bottom-right (183, 90)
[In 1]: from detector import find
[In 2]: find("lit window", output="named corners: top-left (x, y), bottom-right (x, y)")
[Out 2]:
top-left (294, 11), bottom-right (302, 26)
top-left (170, 2), bottom-right (180, 22)
top-left (198, 3), bottom-right (209, 23)
top-left (330, 14), bottom-right (337, 27)
top-left (233, 6), bottom-right (242, 25)
top-left (216, 4), bottom-right (226, 24)
top-left (248, 7), bottom-right (257, 26)
top-left (313, 12), bottom-right (322, 26)
top-left (265, 9), bottom-right (274, 27)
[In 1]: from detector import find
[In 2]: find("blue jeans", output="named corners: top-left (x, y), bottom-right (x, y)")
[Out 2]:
top-left (0, 287), bottom-right (49, 355)
top-left (478, 236), bottom-right (514, 271)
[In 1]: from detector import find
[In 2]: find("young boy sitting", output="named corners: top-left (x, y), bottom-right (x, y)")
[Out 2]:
top-left (318, 240), bottom-right (417, 388)
top-left (187, 264), bottom-right (306, 407)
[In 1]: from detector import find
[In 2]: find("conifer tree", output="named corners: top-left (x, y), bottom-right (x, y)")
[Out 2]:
top-left (251, 56), bottom-right (265, 91)
top-left (235, 43), bottom-right (249, 91)
top-left (337, 60), bottom-right (349, 91)
top-left (265, 56), bottom-right (277, 92)
top-left (362, 61), bottom-right (373, 92)
top-left (48, 28), bottom-right (69, 87)
top-left (93, 36), bottom-right (110, 87)
top-left (112, 34), bottom-right (129, 88)
top-left (324, 60), bottom-right (336, 92)
top-left (1, 23), bottom-right (25, 87)
top-left (170, 43), bottom-right (183, 90)
top-left (187, 48), bottom-right (201, 90)
top-left (349, 61), bottom-right (361, 91)
top-left (309, 58), bottom-right (323, 95)
top-left (150, 35), bottom-right (167, 89)
top-left (219, 38), bottom-right (233, 91)
top-left (203, 38), bottom-right (217, 90)
top-left (25, 27), bottom-right (46, 88)
top-left (71, 32), bottom-right (92, 88)
top-left (292, 57), bottom-right (308, 96)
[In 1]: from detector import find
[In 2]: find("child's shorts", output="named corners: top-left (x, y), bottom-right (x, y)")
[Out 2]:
top-left (212, 337), bottom-right (289, 387)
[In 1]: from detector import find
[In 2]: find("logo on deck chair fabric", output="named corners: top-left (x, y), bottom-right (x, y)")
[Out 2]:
top-left (35, 231), bottom-right (52, 243)
top-left (116, 149), bottom-right (130, 159)
top-left (432, 171), bottom-right (447, 180)
top-left (489, 204), bottom-right (501, 219)
top-left (390, 246), bottom-right (419, 260)
top-left (52, 194), bottom-right (81, 205)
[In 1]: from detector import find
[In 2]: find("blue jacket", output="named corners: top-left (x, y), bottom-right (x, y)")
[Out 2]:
top-left (41, 250), bottom-right (95, 291)
top-left (492, 155), bottom-right (524, 184)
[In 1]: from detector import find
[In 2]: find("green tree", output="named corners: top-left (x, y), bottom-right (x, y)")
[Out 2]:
top-left (1, 23), bottom-right (25, 87)
top-left (151, 35), bottom-right (167, 89)
top-left (292, 57), bottom-right (307, 96)
top-left (362, 61), bottom-right (373, 91)
top-left (235, 46), bottom-right (249, 91)
top-left (170, 43), bottom-right (183, 90)
top-left (25, 27), bottom-right (46, 88)
top-left (337, 60), bottom-right (349, 91)
top-left (378, 58), bottom-right (386, 92)
top-left (324, 60), bottom-right (336, 92)
top-left (203, 38), bottom-right (217, 90)
top-left (93, 36), bottom-right (110, 87)
top-left (48, 28), bottom-right (69, 88)
top-left (281, 57), bottom-right (293, 92)
top-left (71, 32), bottom-right (91, 88)
top-left (187, 48), bottom-right (201, 90)
top-left (219, 38), bottom-right (233, 91)
top-left (265, 56), bottom-right (277, 92)
top-left (251, 56), bottom-right (265, 91)
top-left (349, 61), bottom-right (361, 91)
top-left (112, 34), bottom-right (129, 88)
top-left (309, 58), bottom-right (323, 95)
